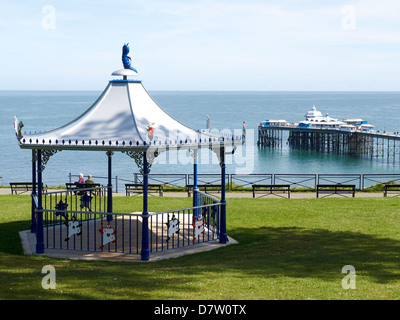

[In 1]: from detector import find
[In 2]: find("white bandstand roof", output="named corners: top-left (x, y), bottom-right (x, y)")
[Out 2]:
top-left (16, 78), bottom-right (242, 152)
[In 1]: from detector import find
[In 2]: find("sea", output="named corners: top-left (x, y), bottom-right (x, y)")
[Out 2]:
top-left (1, 89), bottom-right (400, 188)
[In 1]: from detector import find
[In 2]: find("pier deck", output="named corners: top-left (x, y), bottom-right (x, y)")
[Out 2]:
top-left (258, 126), bottom-right (400, 162)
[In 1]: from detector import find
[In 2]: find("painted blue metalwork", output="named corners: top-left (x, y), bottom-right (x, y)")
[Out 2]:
top-left (36, 149), bottom-right (45, 254)
top-left (80, 193), bottom-right (93, 210)
top-left (55, 200), bottom-right (68, 219)
top-left (107, 151), bottom-right (113, 222)
top-left (19, 44), bottom-right (233, 256)
top-left (122, 43), bottom-right (138, 73)
top-left (219, 149), bottom-right (228, 244)
top-left (141, 152), bottom-right (150, 261)
top-left (40, 192), bottom-right (221, 255)
top-left (110, 80), bottom-right (142, 83)
top-left (30, 150), bottom-right (36, 233)
top-left (193, 151), bottom-right (199, 219)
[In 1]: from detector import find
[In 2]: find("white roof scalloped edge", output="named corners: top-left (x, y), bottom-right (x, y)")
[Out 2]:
top-left (17, 80), bottom-right (243, 151)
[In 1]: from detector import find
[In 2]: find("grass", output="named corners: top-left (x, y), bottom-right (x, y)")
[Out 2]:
top-left (1, 194), bottom-right (400, 300)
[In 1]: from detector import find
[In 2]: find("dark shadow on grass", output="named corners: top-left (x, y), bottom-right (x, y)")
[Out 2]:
top-left (185, 226), bottom-right (400, 284)
top-left (0, 220), bottom-right (30, 255)
top-left (2, 219), bottom-right (400, 299)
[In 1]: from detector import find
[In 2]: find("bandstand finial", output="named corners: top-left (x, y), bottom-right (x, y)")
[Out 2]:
top-left (111, 43), bottom-right (139, 79)
top-left (122, 43), bottom-right (138, 73)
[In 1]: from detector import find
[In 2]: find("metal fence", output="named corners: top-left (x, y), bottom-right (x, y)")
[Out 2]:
top-left (39, 187), bottom-right (222, 255)
top-left (362, 174), bottom-right (400, 190)
top-left (317, 174), bottom-right (362, 190)
top-left (149, 190), bottom-right (221, 253)
top-left (230, 174), bottom-right (272, 190)
top-left (133, 173), bottom-right (187, 189)
top-left (273, 174), bottom-right (317, 190)
top-left (68, 172), bottom-right (400, 192)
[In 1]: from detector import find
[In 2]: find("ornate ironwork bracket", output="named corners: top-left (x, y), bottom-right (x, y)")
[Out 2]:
top-left (123, 148), bottom-right (165, 174)
top-left (38, 149), bottom-right (60, 172)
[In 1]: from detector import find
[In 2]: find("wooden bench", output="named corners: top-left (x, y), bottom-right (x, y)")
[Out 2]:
top-left (186, 184), bottom-right (221, 197)
top-left (125, 183), bottom-right (163, 197)
top-left (383, 184), bottom-right (400, 197)
top-left (10, 182), bottom-right (47, 195)
top-left (316, 184), bottom-right (355, 198)
top-left (252, 184), bottom-right (291, 199)
top-left (65, 183), bottom-right (101, 195)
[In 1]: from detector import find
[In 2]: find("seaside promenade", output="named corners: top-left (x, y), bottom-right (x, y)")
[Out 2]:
top-left (0, 187), bottom-right (384, 198)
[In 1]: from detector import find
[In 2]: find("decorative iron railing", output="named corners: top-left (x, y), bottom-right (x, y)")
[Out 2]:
top-left (38, 187), bottom-right (222, 255)
top-left (43, 186), bottom-right (108, 215)
top-left (148, 190), bottom-right (221, 253)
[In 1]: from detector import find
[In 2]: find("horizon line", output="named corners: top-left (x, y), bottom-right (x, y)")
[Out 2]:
top-left (1, 89), bottom-right (400, 93)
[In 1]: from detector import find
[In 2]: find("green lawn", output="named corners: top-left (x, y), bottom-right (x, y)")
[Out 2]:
top-left (1, 194), bottom-right (400, 300)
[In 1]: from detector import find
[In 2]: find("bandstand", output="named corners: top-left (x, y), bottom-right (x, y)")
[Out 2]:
top-left (14, 44), bottom-right (242, 261)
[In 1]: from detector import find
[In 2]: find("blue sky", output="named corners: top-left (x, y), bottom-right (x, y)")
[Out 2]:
top-left (1, 0), bottom-right (400, 91)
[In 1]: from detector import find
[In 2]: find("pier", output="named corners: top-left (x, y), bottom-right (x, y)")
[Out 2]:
top-left (258, 126), bottom-right (400, 162)
top-left (257, 106), bottom-right (400, 162)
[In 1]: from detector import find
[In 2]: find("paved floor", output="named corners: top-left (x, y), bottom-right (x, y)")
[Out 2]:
top-left (19, 229), bottom-right (238, 262)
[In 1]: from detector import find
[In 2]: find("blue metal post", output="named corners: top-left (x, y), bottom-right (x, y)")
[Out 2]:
top-left (219, 148), bottom-right (228, 244)
top-left (141, 151), bottom-right (150, 261)
top-left (36, 149), bottom-right (45, 254)
top-left (30, 150), bottom-right (36, 233)
top-left (107, 151), bottom-right (113, 221)
top-left (193, 149), bottom-right (199, 219)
